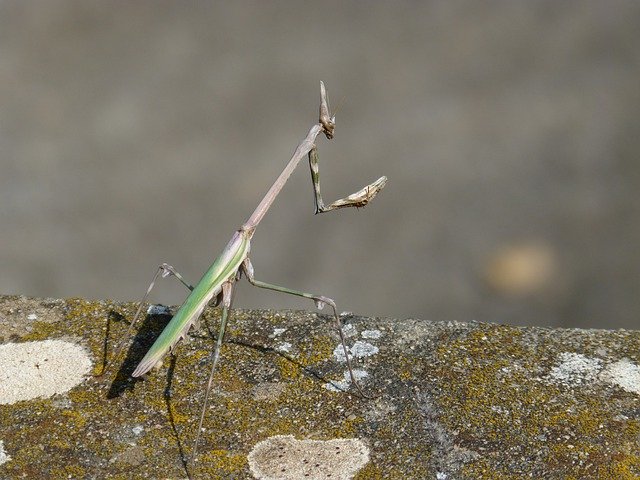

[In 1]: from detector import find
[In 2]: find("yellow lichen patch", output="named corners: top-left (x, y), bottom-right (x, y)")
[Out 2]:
top-left (434, 324), bottom-right (640, 479)
top-left (48, 465), bottom-right (86, 478)
top-left (166, 401), bottom-right (190, 425)
top-left (355, 462), bottom-right (387, 479)
top-left (62, 409), bottom-right (88, 429)
top-left (623, 419), bottom-right (640, 437)
top-left (331, 414), bottom-right (364, 437)
top-left (435, 327), bottom-right (541, 440)
top-left (606, 453), bottom-right (640, 480)
top-left (200, 449), bottom-right (247, 475)
top-left (461, 457), bottom-right (515, 480)
top-left (49, 439), bottom-right (71, 450)
top-left (299, 335), bottom-right (335, 366)
top-left (547, 403), bottom-right (605, 437)
top-left (394, 355), bottom-right (416, 381)
top-left (546, 441), bottom-right (640, 480)
top-left (21, 321), bottom-right (60, 342)
top-left (275, 355), bottom-right (301, 381)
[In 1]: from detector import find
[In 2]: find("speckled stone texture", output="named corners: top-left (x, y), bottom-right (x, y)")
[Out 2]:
top-left (0, 295), bottom-right (638, 479)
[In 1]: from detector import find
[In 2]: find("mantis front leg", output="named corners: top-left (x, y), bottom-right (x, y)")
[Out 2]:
top-left (308, 145), bottom-right (387, 214)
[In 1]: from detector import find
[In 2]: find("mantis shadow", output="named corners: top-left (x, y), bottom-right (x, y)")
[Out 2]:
top-left (226, 337), bottom-right (348, 391)
top-left (100, 310), bottom-right (192, 477)
top-left (103, 309), bottom-right (174, 399)
top-left (163, 353), bottom-right (191, 476)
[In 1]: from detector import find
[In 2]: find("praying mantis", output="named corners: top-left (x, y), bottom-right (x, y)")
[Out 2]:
top-left (108, 82), bottom-right (387, 466)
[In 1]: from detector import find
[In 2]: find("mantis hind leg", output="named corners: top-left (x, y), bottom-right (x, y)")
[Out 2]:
top-left (191, 280), bottom-right (236, 466)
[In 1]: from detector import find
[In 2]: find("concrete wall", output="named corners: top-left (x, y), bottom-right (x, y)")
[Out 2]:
top-left (0, 295), bottom-right (638, 478)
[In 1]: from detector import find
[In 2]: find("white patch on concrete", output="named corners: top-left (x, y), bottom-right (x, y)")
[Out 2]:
top-left (342, 323), bottom-right (357, 338)
top-left (333, 341), bottom-right (379, 363)
top-left (0, 340), bottom-right (92, 404)
top-left (0, 440), bottom-right (10, 465)
top-left (547, 352), bottom-right (640, 395)
top-left (599, 359), bottom-right (640, 395)
top-left (27, 313), bottom-right (38, 321)
top-left (270, 328), bottom-right (287, 338)
top-left (247, 434), bottom-right (369, 480)
top-left (324, 369), bottom-right (368, 392)
top-left (147, 304), bottom-right (171, 315)
top-left (547, 352), bottom-right (602, 386)
top-left (276, 342), bottom-right (292, 353)
top-left (361, 329), bottom-right (382, 339)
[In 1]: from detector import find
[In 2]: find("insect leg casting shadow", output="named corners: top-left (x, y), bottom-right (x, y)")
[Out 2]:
top-left (108, 82), bottom-right (387, 465)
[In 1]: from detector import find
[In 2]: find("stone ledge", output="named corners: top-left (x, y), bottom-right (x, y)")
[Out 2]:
top-left (0, 295), bottom-right (638, 479)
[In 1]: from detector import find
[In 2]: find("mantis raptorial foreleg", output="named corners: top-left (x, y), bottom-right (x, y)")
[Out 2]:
top-left (308, 145), bottom-right (387, 214)
top-left (98, 263), bottom-right (195, 376)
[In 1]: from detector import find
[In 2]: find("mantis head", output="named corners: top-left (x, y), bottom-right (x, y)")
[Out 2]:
top-left (319, 81), bottom-right (336, 139)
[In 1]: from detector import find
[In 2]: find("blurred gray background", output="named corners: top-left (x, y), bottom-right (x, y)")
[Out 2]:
top-left (1, 1), bottom-right (638, 329)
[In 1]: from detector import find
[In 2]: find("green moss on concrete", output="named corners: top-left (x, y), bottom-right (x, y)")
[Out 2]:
top-left (433, 323), bottom-right (640, 479)
top-left (1, 296), bottom-right (638, 478)
top-left (200, 449), bottom-right (247, 475)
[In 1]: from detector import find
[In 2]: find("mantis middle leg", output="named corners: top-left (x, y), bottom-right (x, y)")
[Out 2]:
top-left (241, 258), bottom-right (372, 399)
top-left (191, 280), bottom-right (236, 465)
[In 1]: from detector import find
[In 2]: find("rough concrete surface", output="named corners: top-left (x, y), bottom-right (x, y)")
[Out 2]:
top-left (0, 295), bottom-right (638, 479)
